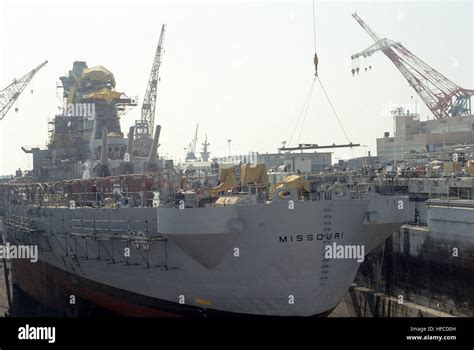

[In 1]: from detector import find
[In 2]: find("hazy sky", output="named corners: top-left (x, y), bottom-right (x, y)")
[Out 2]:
top-left (0, 0), bottom-right (473, 174)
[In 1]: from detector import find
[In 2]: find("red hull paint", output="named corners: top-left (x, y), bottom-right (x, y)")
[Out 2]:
top-left (11, 260), bottom-right (333, 317)
top-left (11, 259), bottom-right (181, 317)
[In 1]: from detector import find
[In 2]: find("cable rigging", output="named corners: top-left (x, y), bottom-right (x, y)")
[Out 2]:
top-left (289, 1), bottom-right (352, 146)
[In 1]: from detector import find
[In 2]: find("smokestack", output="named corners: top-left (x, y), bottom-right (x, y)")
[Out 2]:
top-left (126, 126), bottom-right (135, 161)
top-left (90, 117), bottom-right (98, 156)
top-left (122, 126), bottom-right (135, 174)
top-left (148, 125), bottom-right (161, 162)
top-left (100, 128), bottom-right (109, 165)
top-left (96, 127), bottom-right (111, 177)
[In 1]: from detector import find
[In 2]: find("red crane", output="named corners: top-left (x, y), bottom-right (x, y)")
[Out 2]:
top-left (351, 13), bottom-right (474, 119)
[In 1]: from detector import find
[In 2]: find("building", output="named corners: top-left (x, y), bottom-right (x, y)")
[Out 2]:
top-left (258, 152), bottom-right (332, 173)
top-left (215, 151), bottom-right (332, 173)
top-left (377, 107), bottom-right (474, 163)
top-left (339, 155), bottom-right (379, 170)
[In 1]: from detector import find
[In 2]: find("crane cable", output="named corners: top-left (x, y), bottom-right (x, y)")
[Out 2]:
top-left (288, 77), bottom-right (316, 145)
top-left (313, 0), bottom-right (319, 77)
top-left (289, 0), bottom-right (351, 145)
top-left (297, 78), bottom-right (316, 144)
top-left (312, 0), bottom-right (317, 55)
top-left (317, 77), bottom-right (351, 144)
top-left (289, 0), bottom-right (318, 145)
top-left (312, 0), bottom-right (351, 144)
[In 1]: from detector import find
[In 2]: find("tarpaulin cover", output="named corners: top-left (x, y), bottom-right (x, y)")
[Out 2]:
top-left (214, 196), bottom-right (244, 206)
top-left (84, 87), bottom-right (123, 103)
top-left (82, 65), bottom-right (116, 87)
top-left (240, 164), bottom-right (268, 186)
top-left (274, 175), bottom-right (310, 192)
top-left (209, 167), bottom-right (237, 195)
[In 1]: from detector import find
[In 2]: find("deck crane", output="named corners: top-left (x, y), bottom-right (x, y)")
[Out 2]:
top-left (134, 24), bottom-right (166, 156)
top-left (0, 60), bottom-right (48, 120)
top-left (351, 13), bottom-right (474, 119)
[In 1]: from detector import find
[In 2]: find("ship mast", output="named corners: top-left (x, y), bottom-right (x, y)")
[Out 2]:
top-left (200, 134), bottom-right (210, 162)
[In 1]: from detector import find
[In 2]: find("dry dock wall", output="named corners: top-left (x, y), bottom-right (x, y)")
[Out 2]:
top-left (354, 224), bottom-right (474, 316)
top-left (330, 284), bottom-right (452, 317)
top-left (0, 262), bottom-right (10, 317)
top-left (334, 199), bottom-right (474, 317)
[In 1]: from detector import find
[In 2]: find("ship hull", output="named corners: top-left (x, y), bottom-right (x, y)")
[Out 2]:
top-left (4, 194), bottom-right (409, 317)
top-left (11, 259), bottom-right (335, 317)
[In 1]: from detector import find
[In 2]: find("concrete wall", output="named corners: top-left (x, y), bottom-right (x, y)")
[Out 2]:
top-left (331, 284), bottom-right (453, 317)
top-left (356, 226), bottom-right (474, 317)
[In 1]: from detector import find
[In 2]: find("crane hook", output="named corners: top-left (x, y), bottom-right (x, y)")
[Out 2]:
top-left (314, 53), bottom-right (319, 77)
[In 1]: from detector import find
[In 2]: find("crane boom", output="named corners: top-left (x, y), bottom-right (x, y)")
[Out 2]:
top-left (352, 13), bottom-right (381, 42)
top-left (141, 24), bottom-right (166, 134)
top-left (0, 60), bottom-right (48, 120)
top-left (192, 123), bottom-right (199, 153)
top-left (351, 13), bottom-right (474, 119)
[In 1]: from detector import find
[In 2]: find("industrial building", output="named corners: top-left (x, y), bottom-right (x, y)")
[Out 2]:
top-left (214, 151), bottom-right (332, 173)
top-left (258, 152), bottom-right (332, 173)
top-left (338, 155), bottom-right (379, 170)
top-left (377, 107), bottom-right (474, 163)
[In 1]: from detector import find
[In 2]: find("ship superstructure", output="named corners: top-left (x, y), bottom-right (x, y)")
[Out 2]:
top-left (22, 61), bottom-right (170, 181)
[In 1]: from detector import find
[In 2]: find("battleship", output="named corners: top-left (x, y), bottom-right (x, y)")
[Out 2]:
top-left (2, 8), bottom-right (472, 318)
top-left (1, 181), bottom-right (408, 317)
top-left (0, 3), bottom-right (473, 349)
top-left (0, 38), bottom-right (410, 316)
